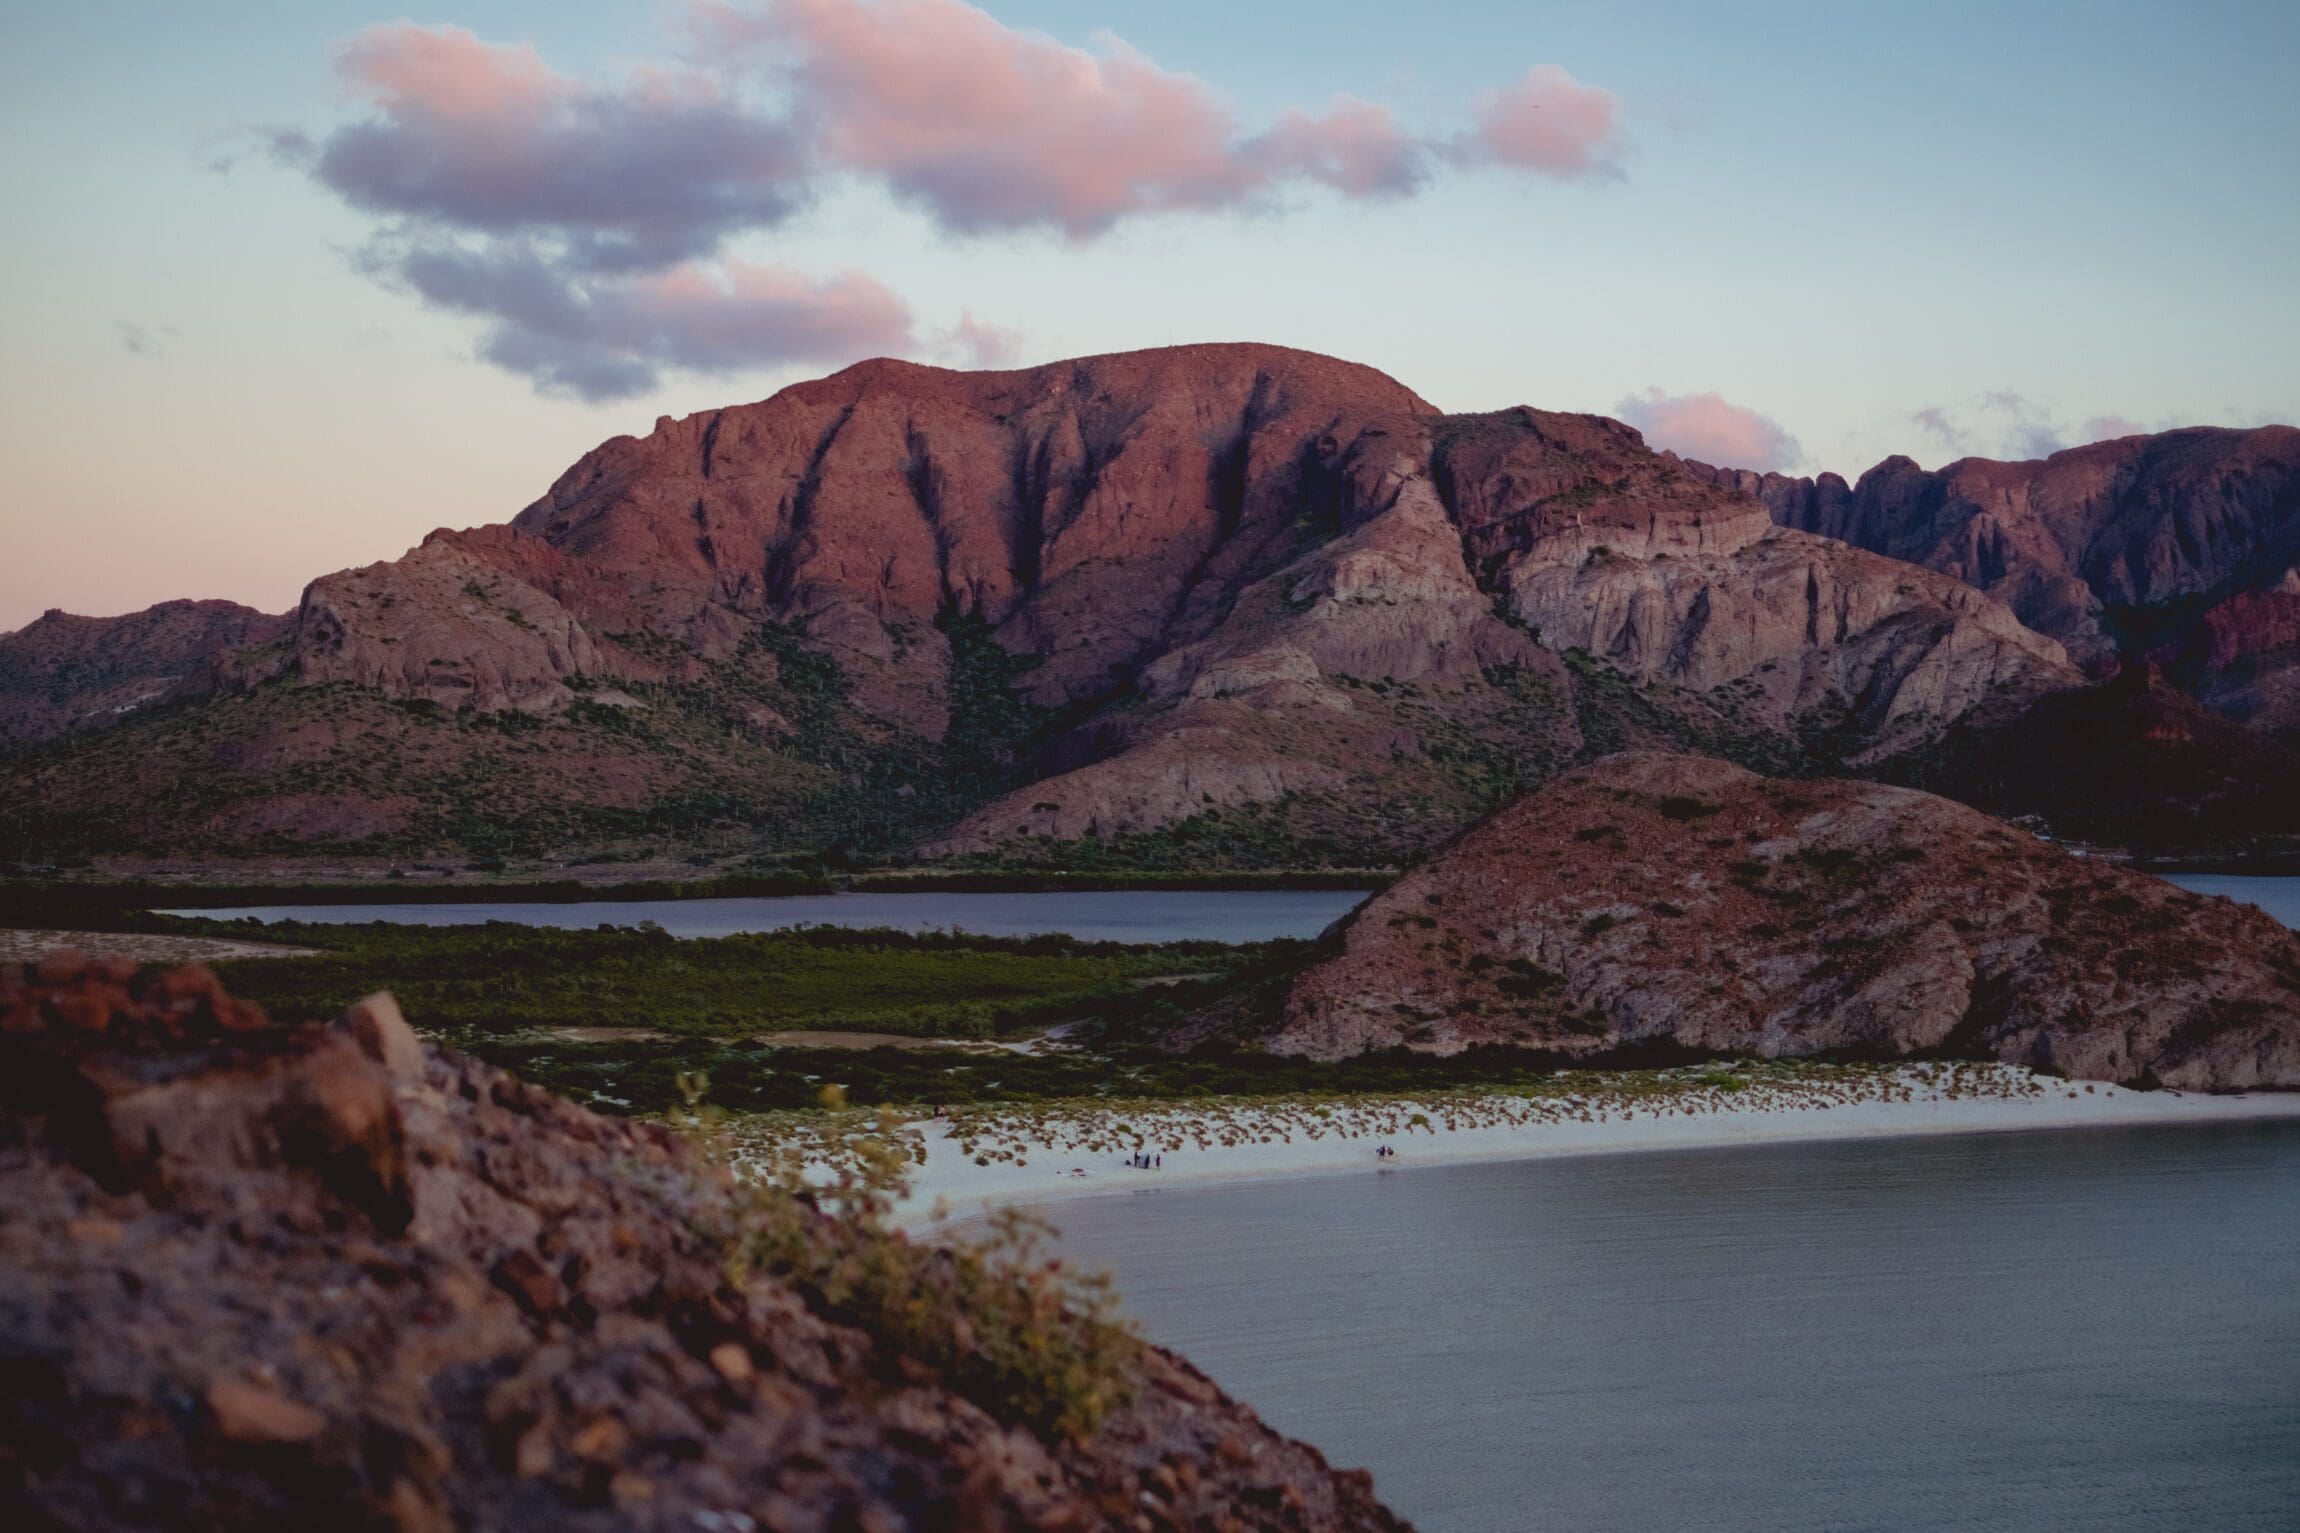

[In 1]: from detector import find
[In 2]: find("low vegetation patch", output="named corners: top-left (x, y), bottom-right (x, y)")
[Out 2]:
top-left (178, 918), bottom-right (1276, 1044)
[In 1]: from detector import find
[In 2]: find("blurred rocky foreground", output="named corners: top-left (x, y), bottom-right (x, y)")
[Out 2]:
top-left (0, 956), bottom-right (1409, 1532)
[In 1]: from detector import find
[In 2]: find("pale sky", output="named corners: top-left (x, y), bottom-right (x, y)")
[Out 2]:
top-left (3, 0), bottom-right (2295, 630)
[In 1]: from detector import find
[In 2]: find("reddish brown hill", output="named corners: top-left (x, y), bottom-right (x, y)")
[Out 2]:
top-left (1273, 752), bottom-right (2300, 1090)
top-left (0, 601), bottom-right (289, 751)
top-left (0, 345), bottom-right (2081, 867)
top-left (1690, 426), bottom-right (2300, 725)
top-left (0, 958), bottom-right (1411, 1531)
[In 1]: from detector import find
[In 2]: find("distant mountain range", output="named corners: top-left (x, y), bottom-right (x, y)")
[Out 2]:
top-left (1687, 423), bottom-right (2300, 722)
top-left (4, 343), bottom-right (2296, 870)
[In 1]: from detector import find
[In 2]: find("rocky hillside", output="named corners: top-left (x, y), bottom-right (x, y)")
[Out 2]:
top-left (1880, 661), bottom-right (2300, 854)
top-left (1689, 426), bottom-right (2300, 728)
top-left (0, 601), bottom-right (289, 751)
top-left (0, 955), bottom-right (1410, 1531)
top-left (1269, 753), bottom-right (2300, 1090)
top-left (0, 344), bottom-right (2088, 869)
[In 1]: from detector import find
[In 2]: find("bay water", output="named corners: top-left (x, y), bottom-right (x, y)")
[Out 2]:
top-left (1021, 1121), bottom-right (2300, 1531)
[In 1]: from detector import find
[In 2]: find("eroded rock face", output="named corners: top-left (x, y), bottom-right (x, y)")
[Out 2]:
top-left (0, 957), bottom-right (1410, 1532)
top-left (1273, 752), bottom-right (2300, 1090)
top-left (1438, 411), bottom-right (2075, 751)
top-left (296, 528), bottom-right (613, 714)
top-left (922, 395), bottom-right (2077, 852)
top-left (1692, 426), bottom-right (2300, 723)
top-left (0, 601), bottom-right (290, 749)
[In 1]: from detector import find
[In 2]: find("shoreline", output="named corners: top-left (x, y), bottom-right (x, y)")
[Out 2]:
top-left (0, 867), bottom-right (1389, 914)
top-left (888, 1066), bottom-right (2300, 1232)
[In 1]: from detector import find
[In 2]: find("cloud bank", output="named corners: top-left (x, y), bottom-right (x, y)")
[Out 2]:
top-left (283, 2), bottom-right (1626, 400)
top-left (1617, 388), bottom-right (1803, 472)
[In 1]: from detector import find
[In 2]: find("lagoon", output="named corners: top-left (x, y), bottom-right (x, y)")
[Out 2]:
top-left (2161, 872), bottom-right (2300, 930)
top-left (1026, 1120), bottom-right (2300, 1532)
top-left (165, 887), bottom-right (1373, 944)
top-left (165, 871), bottom-right (2300, 948)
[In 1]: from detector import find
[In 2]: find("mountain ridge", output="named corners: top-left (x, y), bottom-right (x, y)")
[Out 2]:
top-left (6, 343), bottom-right (2291, 869)
top-left (1683, 424), bottom-right (2300, 726)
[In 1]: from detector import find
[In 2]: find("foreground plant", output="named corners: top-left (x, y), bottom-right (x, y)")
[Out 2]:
top-left (679, 1076), bottom-right (1144, 1441)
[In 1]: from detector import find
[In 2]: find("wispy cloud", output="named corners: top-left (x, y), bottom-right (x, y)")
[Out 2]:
top-left (937, 310), bottom-right (1025, 368)
top-left (1616, 387), bottom-right (1802, 472)
top-left (115, 320), bottom-right (179, 358)
top-left (1902, 392), bottom-right (2166, 463)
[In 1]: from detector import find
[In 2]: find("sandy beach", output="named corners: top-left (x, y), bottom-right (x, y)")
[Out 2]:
top-left (888, 1064), bottom-right (2300, 1231)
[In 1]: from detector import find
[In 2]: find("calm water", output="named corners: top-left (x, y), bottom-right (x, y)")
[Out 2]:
top-left (2162, 873), bottom-right (2300, 930)
top-left (1017, 1122), bottom-right (2300, 1532)
top-left (159, 873), bottom-right (2300, 947)
top-left (165, 888), bottom-right (1371, 944)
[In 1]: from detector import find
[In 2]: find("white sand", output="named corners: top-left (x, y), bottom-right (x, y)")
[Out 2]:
top-left (894, 1066), bottom-right (2300, 1232)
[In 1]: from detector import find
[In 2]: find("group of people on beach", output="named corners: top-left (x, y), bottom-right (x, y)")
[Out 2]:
top-left (1375, 1144), bottom-right (1398, 1159)
top-left (1125, 1151), bottom-right (1162, 1169)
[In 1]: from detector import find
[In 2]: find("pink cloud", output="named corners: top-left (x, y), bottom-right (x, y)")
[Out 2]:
top-left (1244, 96), bottom-right (1430, 197)
top-left (704, 0), bottom-right (1604, 230)
top-left (283, 9), bottom-right (1627, 397)
top-left (338, 23), bottom-right (558, 120)
top-left (2082, 413), bottom-right (2147, 442)
top-left (939, 310), bottom-right (1025, 368)
top-left (1617, 388), bottom-right (1803, 472)
top-left (1459, 65), bottom-right (1623, 179)
top-left (753, 0), bottom-right (1255, 235)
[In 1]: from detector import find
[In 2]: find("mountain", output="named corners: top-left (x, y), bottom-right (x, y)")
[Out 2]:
top-left (1264, 752), bottom-right (2300, 1089)
top-left (1687, 426), bottom-right (2300, 728)
top-left (0, 601), bottom-right (290, 752)
top-left (0, 344), bottom-right (2083, 869)
top-left (0, 957), bottom-right (1410, 1531)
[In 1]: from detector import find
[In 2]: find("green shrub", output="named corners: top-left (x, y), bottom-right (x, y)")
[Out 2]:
top-left (695, 1091), bottom-right (1142, 1441)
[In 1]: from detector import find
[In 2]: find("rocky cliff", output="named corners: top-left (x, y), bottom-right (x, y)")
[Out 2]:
top-left (1689, 427), bottom-right (2300, 727)
top-left (0, 345), bottom-right (2089, 866)
top-left (1270, 753), bottom-right (2300, 1090)
top-left (0, 955), bottom-right (1411, 1531)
